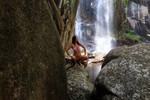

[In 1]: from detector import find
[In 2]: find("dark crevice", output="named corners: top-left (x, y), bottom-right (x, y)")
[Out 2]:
top-left (91, 84), bottom-right (120, 100)
top-left (102, 56), bottom-right (119, 68)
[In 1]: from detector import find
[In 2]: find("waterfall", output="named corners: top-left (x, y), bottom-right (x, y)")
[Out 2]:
top-left (75, 0), bottom-right (116, 54)
top-left (75, 1), bottom-right (82, 42)
top-left (94, 0), bottom-right (116, 53)
top-left (75, 0), bottom-right (116, 82)
top-left (75, 0), bottom-right (96, 52)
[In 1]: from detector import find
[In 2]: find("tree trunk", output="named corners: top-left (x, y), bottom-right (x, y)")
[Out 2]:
top-left (49, 0), bottom-right (64, 36)
top-left (62, 0), bottom-right (80, 49)
top-left (114, 0), bottom-right (125, 32)
top-left (50, 0), bottom-right (80, 49)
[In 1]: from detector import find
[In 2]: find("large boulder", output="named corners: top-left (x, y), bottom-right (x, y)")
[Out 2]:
top-left (0, 0), bottom-right (69, 100)
top-left (94, 43), bottom-right (150, 99)
top-left (67, 66), bottom-right (94, 100)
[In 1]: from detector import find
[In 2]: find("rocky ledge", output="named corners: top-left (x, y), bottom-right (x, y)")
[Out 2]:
top-left (67, 66), bottom-right (94, 100)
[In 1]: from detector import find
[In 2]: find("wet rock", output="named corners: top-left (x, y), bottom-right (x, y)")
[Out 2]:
top-left (94, 43), bottom-right (150, 99)
top-left (67, 66), bottom-right (94, 100)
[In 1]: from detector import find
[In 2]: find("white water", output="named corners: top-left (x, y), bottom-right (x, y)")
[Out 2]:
top-left (75, 2), bottom-right (82, 40)
top-left (75, 0), bottom-right (96, 52)
top-left (94, 0), bottom-right (116, 53)
top-left (75, 0), bottom-right (116, 54)
top-left (75, 0), bottom-right (116, 81)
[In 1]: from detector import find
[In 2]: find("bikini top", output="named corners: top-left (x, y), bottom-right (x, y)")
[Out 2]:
top-left (72, 47), bottom-right (77, 52)
top-left (72, 44), bottom-right (79, 52)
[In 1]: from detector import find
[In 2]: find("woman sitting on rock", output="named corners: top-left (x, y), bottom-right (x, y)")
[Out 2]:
top-left (66, 36), bottom-right (88, 65)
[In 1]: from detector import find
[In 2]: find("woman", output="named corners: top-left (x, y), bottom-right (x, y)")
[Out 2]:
top-left (66, 36), bottom-right (88, 64)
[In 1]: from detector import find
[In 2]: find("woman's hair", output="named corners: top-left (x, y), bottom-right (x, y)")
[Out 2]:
top-left (72, 36), bottom-right (79, 45)
top-left (72, 36), bottom-right (76, 44)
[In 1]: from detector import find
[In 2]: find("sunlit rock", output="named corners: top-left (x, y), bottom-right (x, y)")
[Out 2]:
top-left (94, 43), bottom-right (150, 99)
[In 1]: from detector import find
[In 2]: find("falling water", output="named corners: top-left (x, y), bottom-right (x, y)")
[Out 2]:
top-left (75, 0), bottom-right (116, 82)
top-left (75, 0), bottom-right (96, 52)
top-left (75, 0), bottom-right (116, 53)
top-left (95, 0), bottom-right (116, 53)
top-left (75, 1), bottom-right (82, 41)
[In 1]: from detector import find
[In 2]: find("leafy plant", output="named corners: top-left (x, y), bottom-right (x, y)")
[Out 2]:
top-left (123, 30), bottom-right (141, 41)
top-left (124, 0), bottom-right (128, 7)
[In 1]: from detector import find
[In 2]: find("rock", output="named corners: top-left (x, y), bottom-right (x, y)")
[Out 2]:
top-left (102, 43), bottom-right (150, 67)
top-left (126, 0), bottom-right (150, 41)
top-left (0, 0), bottom-right (69, 100)
top-left (67, 66), bottom-right (94, 100)
top-left (94, 43), bottom-right (150, 99)
top-left (65, 57), bottom-right (88, 70)
top-left (116, 38), bottom-right (139, 46)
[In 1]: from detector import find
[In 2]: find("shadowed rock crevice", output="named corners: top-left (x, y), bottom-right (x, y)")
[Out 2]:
top-left (102, 55), bottom-right (119, 68)
top-left (92, 85), bottom-right (120, 100)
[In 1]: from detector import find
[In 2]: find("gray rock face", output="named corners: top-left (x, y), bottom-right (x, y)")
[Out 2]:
top-left (95, 43), bottom-right (150, 100)
top-left (0, 0), bottom-right (69, 100)
top-left (126, 0), bottom-right (150, 41)
top-left (67, 66), bottom-right (94, 100)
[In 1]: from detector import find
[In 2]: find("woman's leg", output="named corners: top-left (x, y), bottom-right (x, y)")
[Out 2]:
top-left (78, 55), bottom-right (88, 63)
top-left (71, 56), bottom-right (76, 65)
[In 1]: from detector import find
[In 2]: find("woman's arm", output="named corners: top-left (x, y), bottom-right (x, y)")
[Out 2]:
top-left (79, 43), bottom-right (87, 55)
top-left (65, 45), bottom-right (72, 58)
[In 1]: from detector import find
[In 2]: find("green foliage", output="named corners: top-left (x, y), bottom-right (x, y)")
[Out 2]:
top-left (70, 0), bottom-right (75, 10)
top-left (114, 0), bottom-right (117, 8)
top-left (123, 30), bottom-right (141, 41)
top-left (124, 0), bottom-right (128, 7)
top-left (70, 0), bottom-right (74, 4)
